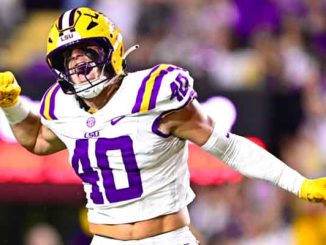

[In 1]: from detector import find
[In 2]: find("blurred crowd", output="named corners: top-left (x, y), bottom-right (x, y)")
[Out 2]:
top-left (1, 0), bottom-right (326, 244)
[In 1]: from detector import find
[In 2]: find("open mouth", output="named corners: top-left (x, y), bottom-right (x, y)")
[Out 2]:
top-left (74, 62), bottom-right (94, 76)
top-left (67, 61), bottom-right (99, 83)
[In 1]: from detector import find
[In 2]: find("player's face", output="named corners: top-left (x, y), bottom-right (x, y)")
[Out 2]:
top-left (65, 45), bottom-right (102, 85)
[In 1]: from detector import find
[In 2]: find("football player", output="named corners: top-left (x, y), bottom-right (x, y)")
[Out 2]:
top-left (1, 7), bottom-right (326, 245)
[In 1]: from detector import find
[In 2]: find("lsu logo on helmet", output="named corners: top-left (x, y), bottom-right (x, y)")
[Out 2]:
top-left (46, 7), bottom-right (125, 82)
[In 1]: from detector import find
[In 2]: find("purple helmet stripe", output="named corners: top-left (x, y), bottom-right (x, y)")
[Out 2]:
top-left (69, 8), bottom-right (78, 28)
top-left (57, 12), bottom-right (64, 30)
top-left (58, 8), bottom-right (76, 31)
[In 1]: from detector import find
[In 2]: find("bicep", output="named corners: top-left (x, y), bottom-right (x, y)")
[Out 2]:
top-left (11, 112), bottom-right (66, 155)
top-left (34, 124), bottom-right (66, 155)
top-left (158, 100), bottom-right (214, 146)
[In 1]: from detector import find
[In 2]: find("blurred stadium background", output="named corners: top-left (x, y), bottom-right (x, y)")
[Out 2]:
top-left (1, 0), bottom-right (326, 244)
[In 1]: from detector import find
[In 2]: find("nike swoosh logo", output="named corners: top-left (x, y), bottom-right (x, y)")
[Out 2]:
top-left (111, 116), bottom-right (126, 125)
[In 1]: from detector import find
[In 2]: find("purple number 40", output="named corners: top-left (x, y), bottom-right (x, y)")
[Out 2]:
top-left (71, 136), bottom-right (143, 204)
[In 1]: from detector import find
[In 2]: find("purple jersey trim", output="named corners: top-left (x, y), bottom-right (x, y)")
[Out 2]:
top-left (148, 66), bottom-right (179, 110)
top-left (152, 90), bottom-right (198, 138)
top-left (132, 65), bottom-right (160, 113)
top-left (40, 83), bottom-right (60, 120)
top-left (40, 83), bottom-right (57, 117)
top-left (132, 65), bottom-right (184, 113)
top-left (49, 85), bottom-right (60, 120)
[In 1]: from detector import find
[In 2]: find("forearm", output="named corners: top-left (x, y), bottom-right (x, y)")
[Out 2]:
top-left (2, 99), bottom-right (60, 154)
top-left (10, 112), bottom-right (43, 152)
top-left (202, 127), bottom-right (306, 196)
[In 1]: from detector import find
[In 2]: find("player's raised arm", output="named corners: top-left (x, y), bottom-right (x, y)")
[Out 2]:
top-left (0, 71), bottom-right (65, 155)
top-left (160, 99), bottom-right (326, 204)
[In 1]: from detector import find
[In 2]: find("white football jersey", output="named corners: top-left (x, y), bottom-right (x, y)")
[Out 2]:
top-left (40, 64), bottom-right (197, 224)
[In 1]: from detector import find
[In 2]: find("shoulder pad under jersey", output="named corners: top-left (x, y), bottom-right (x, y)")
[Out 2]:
top-left (131, 64), bottom-right (197, 114)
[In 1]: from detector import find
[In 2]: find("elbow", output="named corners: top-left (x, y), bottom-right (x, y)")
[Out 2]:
top-left (21, 144), bottom-right (45, 155)
top-left (21, 142), bottom-right (53, 156)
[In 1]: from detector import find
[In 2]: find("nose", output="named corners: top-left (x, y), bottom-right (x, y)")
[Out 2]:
top-left (67, 49), bottom-right (88, 65)
top-left (69, 52), bottom-right (84, 63)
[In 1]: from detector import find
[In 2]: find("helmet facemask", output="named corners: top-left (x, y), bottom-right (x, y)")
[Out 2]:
top-left (54, 42), bottom-right (117, 99)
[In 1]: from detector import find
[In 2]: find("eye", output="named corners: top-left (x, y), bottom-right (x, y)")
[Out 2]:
top-left (83, 48), bottom-right (101, 62)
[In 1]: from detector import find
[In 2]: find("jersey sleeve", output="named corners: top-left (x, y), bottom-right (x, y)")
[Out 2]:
top-left (131, 64), bottom-right (197, 115)
top-left (39, 82), bottom-right (61, 121)
top-left (39, 82), bottom-right (62, 132)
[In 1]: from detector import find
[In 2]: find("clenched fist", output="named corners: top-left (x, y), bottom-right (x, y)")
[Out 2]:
top-left (0, 71), bottom-right (21, 107)
top-left (299, 177), bottom-right (326, 204)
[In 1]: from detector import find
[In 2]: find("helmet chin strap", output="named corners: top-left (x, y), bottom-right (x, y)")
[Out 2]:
top-left (73, 44), bottom-right (140, 99)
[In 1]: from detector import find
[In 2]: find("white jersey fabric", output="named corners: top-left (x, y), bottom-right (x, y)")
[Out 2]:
top-left (40, 64), bottom-right (196, 224)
